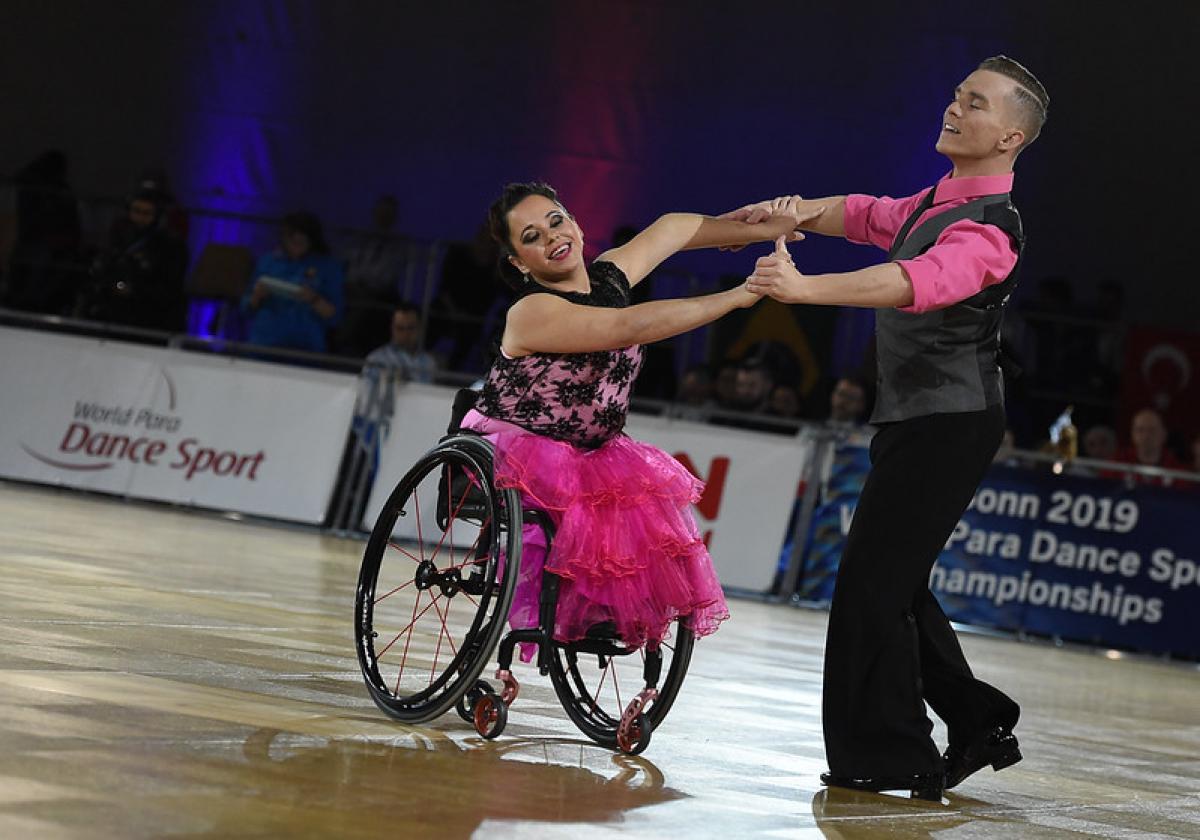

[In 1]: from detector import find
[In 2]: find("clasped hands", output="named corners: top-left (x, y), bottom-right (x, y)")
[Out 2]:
top-left (723, 195), bottom-right (821, 305)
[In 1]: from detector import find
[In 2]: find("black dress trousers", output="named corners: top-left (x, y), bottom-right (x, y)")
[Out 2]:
top-left (822, 405), bottom-right (1021, 778)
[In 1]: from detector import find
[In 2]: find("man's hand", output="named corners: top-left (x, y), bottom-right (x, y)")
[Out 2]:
top-left (746, 235), bottom-right (807, 304)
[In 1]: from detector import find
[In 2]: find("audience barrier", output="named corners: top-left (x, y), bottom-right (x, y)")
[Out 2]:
top-left (796, 436), bottom-right (1200, 660)
top-left (0, 324), bottom-right (357, 523)
top-left (4, 312), bottom-right (1197, 659)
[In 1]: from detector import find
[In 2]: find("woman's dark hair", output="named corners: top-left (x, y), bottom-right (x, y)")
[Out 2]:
top-left (281, 210), bottom-right (330, 255)
top-left (487, 181), bottom-right (560, 292)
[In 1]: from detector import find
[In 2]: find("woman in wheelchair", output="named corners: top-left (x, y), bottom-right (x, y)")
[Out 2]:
top-left (356, 182), bottom-right (818, 752)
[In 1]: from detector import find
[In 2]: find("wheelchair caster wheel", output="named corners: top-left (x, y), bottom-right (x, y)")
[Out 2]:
top-left (472, 688), bottom-right (507, 739)
top-left (457, 680), bottom-right (494, 723)
top-left (616, 712), bottom-right (651, 755)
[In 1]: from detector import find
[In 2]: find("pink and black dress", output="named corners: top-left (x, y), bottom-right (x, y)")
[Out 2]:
top-left (462, 260), bottom-right (728, 653)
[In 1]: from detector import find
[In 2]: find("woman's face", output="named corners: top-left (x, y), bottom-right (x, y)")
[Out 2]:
top-left (282, 228), bottom-right (311, 260)
top-left (505, 194), bottom-right (584, 280)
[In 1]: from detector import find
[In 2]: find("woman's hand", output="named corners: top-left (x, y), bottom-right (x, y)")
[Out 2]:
top-left (746, 235), bottom-right (807, 304)
top-left (730, 282), bottom-right (765, 309)
top-left (717, 196), bottom-right (823, 251)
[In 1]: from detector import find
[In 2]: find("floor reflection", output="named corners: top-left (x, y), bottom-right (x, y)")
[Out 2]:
top-left (188, 728), bottom-right (687, 837)
top-left (810, 788), bottom-right (986, 839)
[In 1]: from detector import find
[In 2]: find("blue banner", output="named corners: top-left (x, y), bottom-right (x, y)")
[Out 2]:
top-left (797, 447), bottom-right (1200, 660)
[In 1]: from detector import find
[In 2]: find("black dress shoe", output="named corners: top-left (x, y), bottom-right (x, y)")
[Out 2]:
top-left (942, 726), bottom-right (1022, 789)
top-left (819, 771), bottom-right (944, 802)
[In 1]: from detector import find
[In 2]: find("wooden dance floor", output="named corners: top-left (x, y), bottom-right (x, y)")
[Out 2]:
top-left (2, 481), bottom-right (1199, 839)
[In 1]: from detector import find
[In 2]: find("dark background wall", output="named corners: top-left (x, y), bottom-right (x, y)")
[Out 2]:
top-left (2, 0), bottom-right (1194, 326)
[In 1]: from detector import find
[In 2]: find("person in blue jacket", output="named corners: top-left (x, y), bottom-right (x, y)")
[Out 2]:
top-left (242, 211), bottom-right (344, 352)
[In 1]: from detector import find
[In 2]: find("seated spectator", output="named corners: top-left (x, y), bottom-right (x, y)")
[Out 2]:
top-left (360, 302), bottom-right (438, 419)
top-left (827, 375), bottom-right (870, 428)
top-left (767, 382), bottom-right (802, 420)
top-left (672, 364), bottom-right (716, 423)
top-left (425, 222), bottom-right (502, 371)
top-left (1069, 422), bottom-right (1118, 477)
top-left (712, 359), bottom-right (740, 412)
top-left (335, 195), bottom-right (408, 357)
top-left (344, 195), bottom-right (405, 300)
top-left (1112, 408), bottom-right (1186, 486)
top-left (712, 359), bottom-right (782, 433)
top-left (1082, 423), bottom-right (1118, 461)
top-left (76, 181), bottom-right (188, 332)
top-left (242, 211), bottom-right (343, 353)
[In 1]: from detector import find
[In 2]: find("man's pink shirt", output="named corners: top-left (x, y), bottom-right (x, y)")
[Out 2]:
top-left (842, 172), bottom-right (1018, 314)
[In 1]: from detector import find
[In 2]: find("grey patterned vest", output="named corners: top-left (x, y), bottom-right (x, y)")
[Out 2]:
top-left (871, 188), bottom-right (1024, 424)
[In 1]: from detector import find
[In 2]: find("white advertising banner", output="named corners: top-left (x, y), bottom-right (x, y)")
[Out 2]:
top-left (0, 327), bottom-right (357, 523)
top-left (365, 384), bottom-right (812, 593)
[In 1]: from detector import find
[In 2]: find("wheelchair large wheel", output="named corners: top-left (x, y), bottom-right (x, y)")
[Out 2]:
top-left (355, 436), bottom-right (521, 723)
top-left (548, 618), bottom-right (695, 751)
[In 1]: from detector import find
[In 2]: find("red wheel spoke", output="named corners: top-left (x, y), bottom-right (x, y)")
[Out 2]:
top-left (591, 660), bottom-right (609, 715)
top-left (386, 540), bottom-right (422, 564)
top-left (391, 589), bottom-right (424, 693)
top-left (373, 579), bottom-right (414, 604)
top-left (612, 661), bottom-right (623, 714)
top-left (428, 466), bottom-right (476, 565)
top-left (428, 594), bottom-right (459, 685)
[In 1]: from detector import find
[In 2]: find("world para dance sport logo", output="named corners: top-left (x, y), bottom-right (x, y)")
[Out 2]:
top-left (20, 367), bottom-right (266, 481)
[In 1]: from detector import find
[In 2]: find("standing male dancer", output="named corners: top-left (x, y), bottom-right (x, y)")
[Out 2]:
top-left (736, 56), bottom-right (1049, 799)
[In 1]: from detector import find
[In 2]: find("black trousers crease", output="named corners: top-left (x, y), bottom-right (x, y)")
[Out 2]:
top-left (822, 405), bottom-right (1020, 778)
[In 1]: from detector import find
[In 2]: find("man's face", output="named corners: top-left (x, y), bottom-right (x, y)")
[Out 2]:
top-left (1130, 410), bottom-right (1166, 455)
top-left (936, 69), bottom-right (1024, 160)
top-left (733, 368), bottom-right (770, 407)
top-left (391, 311), bottom-right (420, 350)
top-left (129, 199), bottom-right (157, 230)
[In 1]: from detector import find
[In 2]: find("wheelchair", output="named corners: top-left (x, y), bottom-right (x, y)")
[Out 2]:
top-left (354, 392), bottom-right (694, 755)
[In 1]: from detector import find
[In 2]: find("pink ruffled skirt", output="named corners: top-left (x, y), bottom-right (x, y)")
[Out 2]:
top-left (470, 419), bottom-right (728, 653)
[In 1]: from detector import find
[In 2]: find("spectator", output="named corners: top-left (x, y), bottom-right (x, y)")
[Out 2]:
top-left (360, 302), bottom-right (438, 414)
top-left (712, 359), bottom-right (781, 433)
top-left (1113, 408), bottom-right (1186, 486)
top-left (767, 382), bottom-right (802, 420)
top-left (336, 195), bottom-right (408, 357)
top-left (672, 364), bottom-right (716, 422)
top-left (827, 376), bottom-right (870, 427)
top-left (3, 149), bottom-right (82, 314)
top-left (732, 359), bottom-right (774, 414)
top-left (333, 302), bottom-right (439, 528)
top-left (712, 359), bottom-right (740, 412)
top-left (76, 181), bottom-right (188, 332)
top-left (1081, 423), bottom-right (1118, 461)
top-left (134, 167), bottom-right (189, 240)
top-left (344, 195), bottom-right (405, 299)
top-left (242, 211), bottom-right (344, 353)
top-left (425, 222), bottom-right (502, 371)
